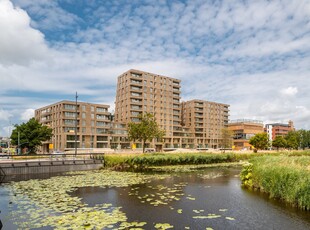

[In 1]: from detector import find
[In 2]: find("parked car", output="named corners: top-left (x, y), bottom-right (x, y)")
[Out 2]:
top-left (50, 151), bottom-right (65, 158)
top-left (145, 148), bottom-right (155, 153)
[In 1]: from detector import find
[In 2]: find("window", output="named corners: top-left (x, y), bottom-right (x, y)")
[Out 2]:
top-left (64, 119), bottom-right (75, 125)
top-left (96, 114), bottom-right (108, 120)
top-left (82, 112), bottom-right (86, 118)
top-left (97, 107), bottom-right (107, 112)
top-left (64, 112), bottom-right (76, 118)
top-left (97, 136), bottom-right (108, 141)
top-left (96, 121), bottom-right (108, 127)
top-left (64, 104), bottom-right (76, 110)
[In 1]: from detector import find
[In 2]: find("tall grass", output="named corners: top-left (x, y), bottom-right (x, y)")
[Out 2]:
top-left (104, 150), bottom-right (310, 169)
top-left (104, 152), bottom-right (235, 168)
top-left (241, 155), bottom-right (310, 210)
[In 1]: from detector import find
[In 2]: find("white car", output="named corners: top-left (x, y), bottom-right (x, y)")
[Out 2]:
top-left (50, 151), bottom-right (65, 158)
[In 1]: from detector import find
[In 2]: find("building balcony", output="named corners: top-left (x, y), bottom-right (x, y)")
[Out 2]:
top-left (131, 99), bottom-right (142, 104)
top-left (130, 86), bottom-right (142, 91)
top-left (195, 113), bottom-right (203, 117)
top-left (130, 93), bottom-right (142, 97)
top-left (130, 73), bottom-right (143, 79)
top-left (131, 106), bottom-right (143, 111)
top-left (195, 103), bottom-right (204, 107)
top-left (195, 129), bottom-right (204, 133)
top-left (130, 80), bottom-right (142, 85)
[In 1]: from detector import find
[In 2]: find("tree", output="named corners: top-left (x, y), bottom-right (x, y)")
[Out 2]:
top-left (221, 128), bottom-right (233, 152)
top-left (272, 136), bottom-right (287, 151)
top-left (127, 113), bottom-right (165, 153)
top-left (298, 129), bottom-right (310, 150)
top-left (285, 130), bottom-right (300, 150)
top-left (249, 133), bottom-right (270, 152)
top-left (10, 118), bottom-right (53, 154)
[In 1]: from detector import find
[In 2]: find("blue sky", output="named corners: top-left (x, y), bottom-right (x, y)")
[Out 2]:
top-left (0, 0), bottom-right (309, 136)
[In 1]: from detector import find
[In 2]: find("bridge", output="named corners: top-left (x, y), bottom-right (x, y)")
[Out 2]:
top-left (0, 153), bottom-right (104, 182)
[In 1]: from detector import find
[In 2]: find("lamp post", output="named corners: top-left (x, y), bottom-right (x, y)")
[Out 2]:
top-left (75, 92), bottom-right (78, 157)
top-left (18, 131), bottom-right (20, 155)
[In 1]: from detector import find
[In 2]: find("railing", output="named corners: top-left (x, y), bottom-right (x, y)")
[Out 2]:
top-left (0, 153), bottom-right (105, 163)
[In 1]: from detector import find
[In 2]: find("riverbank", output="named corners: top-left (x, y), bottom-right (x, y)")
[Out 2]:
top-left (103, 150), bottom-right (310, 169)
top-left (241, 154), bottom-right (310, 210)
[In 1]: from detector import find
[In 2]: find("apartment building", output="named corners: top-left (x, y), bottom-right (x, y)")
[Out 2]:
top-left (228, 119), bottom-right (264, 150)
top-left (265, 120), bottom-right (294, 141)
top-left (114, 69), bottom-right (182, 148)
top-left (182, 100), bottom-right (230, 149)
top-left (36, 69), bottom-right (230, 152)
top-left (35, 100), bottom-right (112, 152)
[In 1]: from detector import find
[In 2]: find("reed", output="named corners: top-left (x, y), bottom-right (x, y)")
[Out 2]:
top-left (241, 155), bottom-right (310, 210)
top-left (104, 152), bottom-right (235, 169)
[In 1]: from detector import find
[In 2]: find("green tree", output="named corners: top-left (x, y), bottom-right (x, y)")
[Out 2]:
top-left (10, 118), bottom-right (53, 154)
top-left (285, 130), bottom-right (300, 150)
top-left (249, 133), bottom-right (270, 152)
top-left (298, 129), bottom-right (310, 150)
top-left (221, 128), bottom-right (233, 152)
top-left (272, 136), bottom-right (287, 151)
top-left (127, 113), bottom-right (165, 153)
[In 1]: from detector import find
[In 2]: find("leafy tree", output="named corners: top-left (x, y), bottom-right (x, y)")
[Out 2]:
top-left (272, 136), bottom-right (287, 151)
top-left (221, 128), bottom-right (233, 151)
top-left (285, 130), bottom-right (300, 150)
top-left (127, 113), bottom-right (165, 153)
top-left (298, 129), bottom-right (310, 150)
top-left (10, 118), bottom-right (53, 154)
top-left (249, 133), bottom-right (270, 152)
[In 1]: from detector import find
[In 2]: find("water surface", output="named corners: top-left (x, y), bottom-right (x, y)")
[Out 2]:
top-left (0, 167), bottom-right (309, 229)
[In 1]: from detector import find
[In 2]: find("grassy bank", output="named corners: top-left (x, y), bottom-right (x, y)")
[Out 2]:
top-left (104, 152), bottom-right (236, 169)
top-left (104, 150), bottom-right (310, 169)
top-left (240, 155), bottom-right (310, 210)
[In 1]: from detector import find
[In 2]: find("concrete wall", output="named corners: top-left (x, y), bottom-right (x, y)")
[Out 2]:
top-left (0, 160), bottom-right (103, 176)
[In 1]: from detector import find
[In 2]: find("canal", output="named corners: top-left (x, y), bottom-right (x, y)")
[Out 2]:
top-left (0, 167), bottom-right (309, 229)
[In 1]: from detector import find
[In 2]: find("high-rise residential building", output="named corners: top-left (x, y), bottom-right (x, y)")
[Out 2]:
top-left (265, 120), bottom-right (294, 141)
top-left (35, 100), bottom-right (112, 152)
top-left (114, 69), bottom-right (182, 148)
top-left (181, 100), bottom-right (230, 149)
top-left (36, 69), bottom-right (230, 152)
top-left (228, 119), bottom-right (264, 150)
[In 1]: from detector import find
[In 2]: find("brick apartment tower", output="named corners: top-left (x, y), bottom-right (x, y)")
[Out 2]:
top-left (114, 69), bottom-right (182, 148)
top-left (181, 100), bottom-right (230, 149)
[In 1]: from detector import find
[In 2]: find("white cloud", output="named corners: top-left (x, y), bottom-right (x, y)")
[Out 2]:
top-left (0, 109), bottom-right (13, 121)
top-left (1, 125), bottom-right (14, 137)
top-left (20, 109), bottom-right (34, 121)
top-left (281, 87), bottom-right (298, 96)
top-left (0, 0), bottom-right (49, 66)
top-left (0, 0), bottom-right (309, 136)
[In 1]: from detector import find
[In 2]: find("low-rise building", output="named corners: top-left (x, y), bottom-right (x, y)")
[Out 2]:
top-left (228, 119), bottom-right (264, 150)
top-left (265, 120), bottom-right (294, 141)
